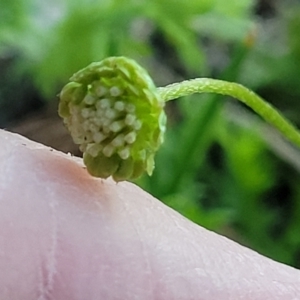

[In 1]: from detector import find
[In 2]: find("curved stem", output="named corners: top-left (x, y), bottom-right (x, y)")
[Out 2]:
top-left (158, 78), bottom-right (300, 148)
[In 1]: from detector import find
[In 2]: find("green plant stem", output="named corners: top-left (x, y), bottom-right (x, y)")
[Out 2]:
top-left (153, 44), bottom-right (249, 197)
top-left (158, 78), bottom-right (300, 148)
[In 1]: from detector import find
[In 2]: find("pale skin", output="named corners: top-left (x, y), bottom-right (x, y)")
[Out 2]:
top-left (0, 129), bottom-right (300, 300)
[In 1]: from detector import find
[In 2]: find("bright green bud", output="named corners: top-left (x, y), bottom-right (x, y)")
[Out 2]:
top-left (59, 56), bottom-right (166, 181)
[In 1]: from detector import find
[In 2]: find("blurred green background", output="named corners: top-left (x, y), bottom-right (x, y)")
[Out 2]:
top-left (1, 0), bottom-right (300, 268)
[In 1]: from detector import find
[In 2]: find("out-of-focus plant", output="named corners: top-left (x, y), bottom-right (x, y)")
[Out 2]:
top-left (239, 2), bottom-right (300, 125)
top-left (0, 0), bottom-right (255, 97)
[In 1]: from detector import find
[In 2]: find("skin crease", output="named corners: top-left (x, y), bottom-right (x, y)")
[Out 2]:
top-left (0, 130), bottom-right (300, 300)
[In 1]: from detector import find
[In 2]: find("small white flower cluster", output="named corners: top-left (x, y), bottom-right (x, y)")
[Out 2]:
top-left (70, 85), bottom-right (142, 160)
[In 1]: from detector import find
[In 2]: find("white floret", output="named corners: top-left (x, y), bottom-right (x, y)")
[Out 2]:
top-left (102, 118), bottom-right (111, 127)
top-left (118, 147), bottom-right (130, 160)
top-left (93, 117), bottom-right (103, 127)
top-left (111, 134), bottom-right (125, 147)
top-left (124, 132), bottom-right (136, 144)
top-left (95, 86), bottom-right (107, 97)
top-left (86, 143), bottom-right (103, 157)
top-left (98, 98), bottom-right (111, 109)
top-left (81, 108), bottom-right (91, 119)
top-left (102, 126), bottom-right (110, 135)
top-left (83, 120), bottom-right (90, 131)
top-left (103, 144), bottom-right (115, 157)
top-left (93, 132), bottom-right (106, 143)
top-left (125, 114), bottom-right (136, 126)
top-left (132, 120), bottom-right (142, 130)
top-left (114, 101), bottom-right (125, 111)
top-left (96, 109), bottom-right (105, 117)
top-left (84, 94), bottom-right (96, 105)
top-left (89, 123), bottom-right (98, 133)
top-left (126, 103), bottom-right (136, 113)
top-left (105, 109), bottom-right (117, 120)
top-left (109, 121), bottom-right (125, 133)
top-left (110, 86), bottom-right (122, 97)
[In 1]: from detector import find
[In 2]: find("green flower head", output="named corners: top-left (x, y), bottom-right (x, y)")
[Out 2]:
top-left (59, 56), bottom-right (166, 181)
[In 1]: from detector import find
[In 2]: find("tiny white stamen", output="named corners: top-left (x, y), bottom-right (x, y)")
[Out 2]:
top-left (95, 101), bottom-right (102, 111)
top-left (124, 132), bottom-right (136, 144)
top-left (126, 103), bottom-right (136, 113)
top-left (70, 106), bottom-right (80, 115)
top-left (133, 120), bottom-right (142, 130)
top-left (89, 123), bottom-right (98, 132)
top-left (83, 120), bottom-right (90, 131)
top-left (87, 143), bottom-right (103, 157)
top-left (125, 114), bottom-right (136, 126)
top-left (114, 101), bottom-right (125, 111)
top-left (105, 109), bottom-right (117, 120)
top-left (95, 86), bottom-right (107, 97)
top-left (96, 109), bottom-right (105, 117)
top-left (110, 121), bottom-right (125, 133)
top-left (81, 108), bottom-right (90, 119)
top-left (102, 126), bottom-right (110, 135)
top-left (93, 132), bottom-right (106, 143)
top-left (84, 94), bottom-right (95, 105)
top-left (102, 118), bottom-right (111, 127)
top-left (79, 144), bottom-right (87, 152)
top-left (73, 136), bottom-right (84, 144)
top-left (111, 134), bottom-right (125, 147)
top-left (118, 147), bottom-right (130, 160)
top-left (93, 117), bottom-right (103, 127)
top-left (98, 98), bottom-right (111, 109)
top-left (110, 86), bottom-right (122, 97)
top-left (103, 144), bottom-right (115, 157)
